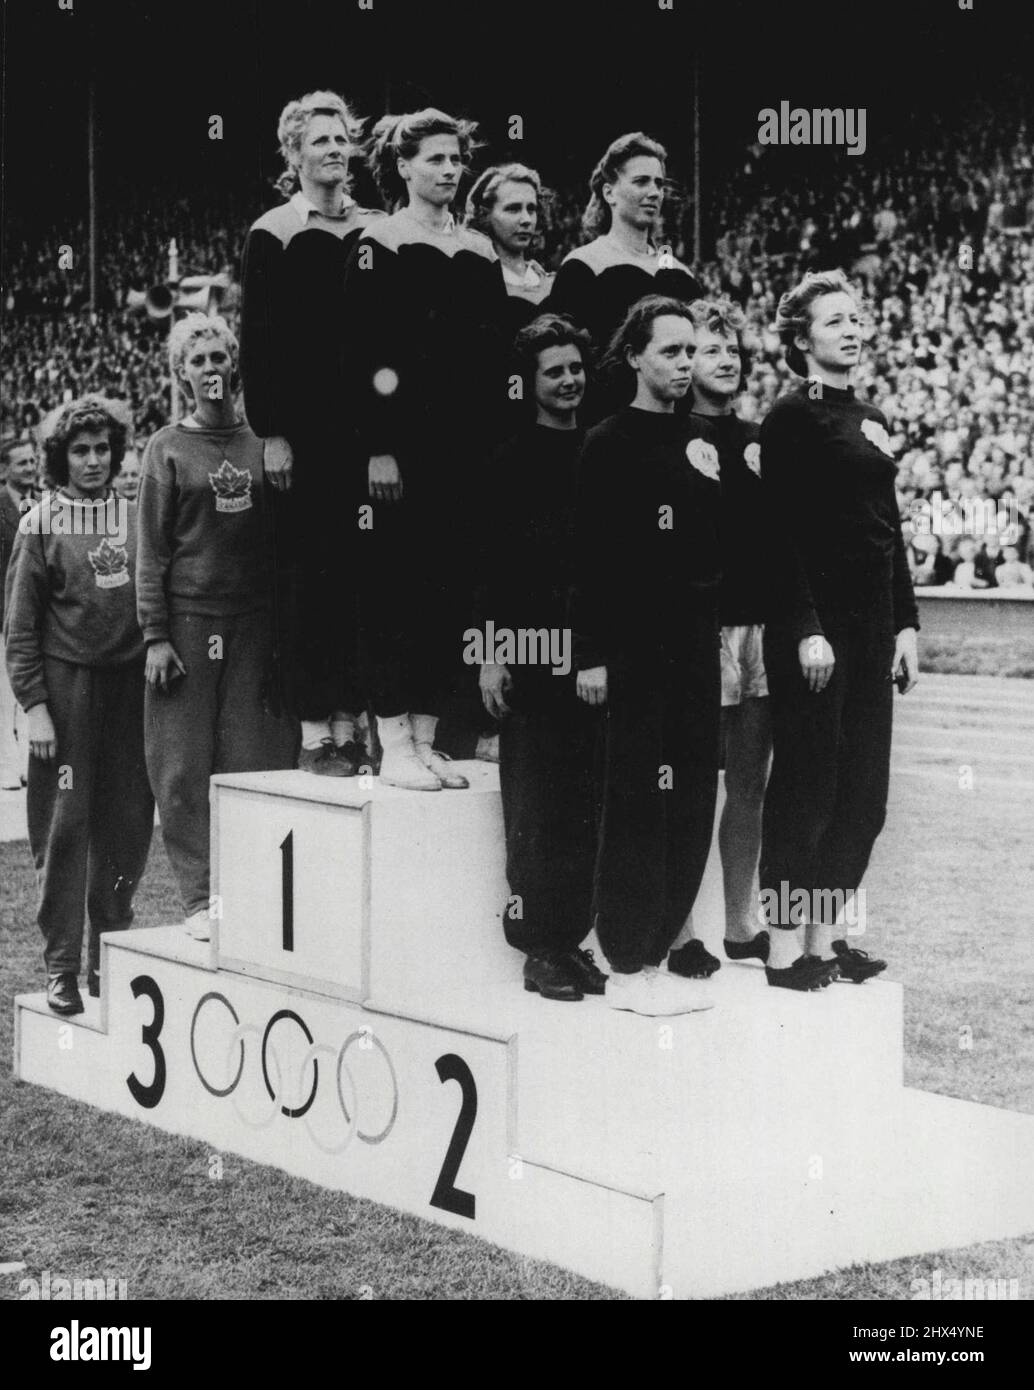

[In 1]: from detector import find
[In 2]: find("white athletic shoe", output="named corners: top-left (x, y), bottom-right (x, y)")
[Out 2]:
top-left (184, 909), bottom-right (210, 942)
top-left (415, 745), bottom-right (469, 789)
top-left (605, 966), bottom-right (714, 1016)
top-left (379, 746), bottom-right (442, 791)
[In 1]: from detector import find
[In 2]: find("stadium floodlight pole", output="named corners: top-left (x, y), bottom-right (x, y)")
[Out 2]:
top-left (693, 53), bottom-right (701, 264)
top-left (88, 78), bottom-right (97, 314)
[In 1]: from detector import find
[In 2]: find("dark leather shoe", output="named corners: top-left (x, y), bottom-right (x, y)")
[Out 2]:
top-left (47, 973), bottom-right (84, 1015)
top-left (724, 931), bottom-right (770, 963)
top-left (668, 939), bottom-right (722, 978)
top-left (831, 940), bottom-right (887, 983)
top-left (87, 970), bottom-right (100, 998)
top-left (765, 955), bottom-right (839, 991)
top-left (523, 952), bottom-right (583, 1002)
top-left (564, 947), bottom-right (607, 994)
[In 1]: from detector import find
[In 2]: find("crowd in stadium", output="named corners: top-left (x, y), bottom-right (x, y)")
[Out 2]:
top-left (4, 104), bottom-right (1033, 571)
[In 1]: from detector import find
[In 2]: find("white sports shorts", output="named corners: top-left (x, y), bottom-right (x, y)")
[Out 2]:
top-left (720, 624), bottom-right (769, 708)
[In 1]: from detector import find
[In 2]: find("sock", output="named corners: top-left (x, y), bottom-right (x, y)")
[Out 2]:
top-left (376, 714), bottom-right (412, 754)
top-left (805, 922), bottom-right (833, 959)
top-left (410, 712), bottom-right (438, 750)
top-left (768, 928), bottom-right (802, 970)
top-left (301, 719), bottom-right (331, 751)
top-left (330, 712), bottom-right (357, 748)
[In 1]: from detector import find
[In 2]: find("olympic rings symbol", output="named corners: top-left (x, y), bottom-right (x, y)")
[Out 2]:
top-left (190, 992), bottom-right (399, 1152)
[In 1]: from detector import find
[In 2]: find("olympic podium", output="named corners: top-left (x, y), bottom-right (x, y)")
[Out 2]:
top-left (14, 764), bottom-right (1034, 1298)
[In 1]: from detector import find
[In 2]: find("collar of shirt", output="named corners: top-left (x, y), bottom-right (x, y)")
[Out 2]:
top-left (290, 189), bottom-right (356, 223)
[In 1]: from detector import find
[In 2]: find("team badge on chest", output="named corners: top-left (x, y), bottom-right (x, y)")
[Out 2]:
top-left (209, 459), bottom-right (253, 512)
top-left (686, 437), bottom-right (720, 481)
top-left (860, 418), bottom-right (895, 458)
top-left (743, 441), bottom-right (762, 477)
top-left (87, 538), bottom-right (130, 589)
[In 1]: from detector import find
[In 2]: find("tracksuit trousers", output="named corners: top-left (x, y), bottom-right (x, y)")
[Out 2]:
top-left (498, 676), bottom-right (600, 957)
top-left (594, 612), bottom-right (722, 974)
top-left (27, 656), bottom-right (154, 976)
top-left (760, 619), bottom-right (895, 928)
top-left (144, 608), bottom-right (296, 917)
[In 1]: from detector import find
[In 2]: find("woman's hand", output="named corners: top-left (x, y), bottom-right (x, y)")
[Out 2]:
top-left (576, 665), bottom-right (608, 707)
top-left (146, 640), bottom-right (187, 692)
top-left (892, 627), bottom-right (919, 694)
top-left (27, 703), bottom-right (57, 762)
top-left (479, 663), bottom-right (513, 719)
top-left (369, 455), bottom-right (403, 503)
top-left (798, 634), bottom-right (835, 693)
top-left (263, 436), bottom-right (293, 492)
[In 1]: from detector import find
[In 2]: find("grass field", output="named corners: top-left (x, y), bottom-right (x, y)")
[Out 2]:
top-left (1, 673), bottom-right (1033, 1300)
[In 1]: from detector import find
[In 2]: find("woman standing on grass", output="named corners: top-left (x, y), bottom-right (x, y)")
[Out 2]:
top-left (137, 314), bottom-right (295, 943)
top-left (4, 395), bottom-right (154, 1016)
top-left (758, 269), bottom-right (920, 990)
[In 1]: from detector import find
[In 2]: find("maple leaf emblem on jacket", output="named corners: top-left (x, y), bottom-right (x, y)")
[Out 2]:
top-left (209, 459), bottom-right (253, 512)
top-left (87, 537), bottom-right (131, 589)
top-left (686, 437), bottom-right (720, 481)
top-left (860, 418), bottom-right (895, 458)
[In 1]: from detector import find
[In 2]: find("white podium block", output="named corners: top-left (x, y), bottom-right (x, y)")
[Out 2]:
top-left (211, 764), bottom-right (514, 1003)
top-left (14, 769), bottom-right (1034, 1298)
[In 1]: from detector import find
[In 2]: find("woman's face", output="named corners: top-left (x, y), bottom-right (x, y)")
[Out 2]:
top-left (486, 179), bottom-right (538, 257)
top-left (797, 291), bottom-right (863, 375)
top-left (533, 343), bottom-right (585, 418)
top-left (297, 114), bottom-right (351, 188)
top-left (180, 333), bottom-right (234, 408)
top-left (629, 314), bottom-right (694, 404)
top-left (401, 133), bottom-right (463, 207)
top-left (65, 429), bottom-right (112, 498)
top-left (114, 454), bottom-right (141, 501)
top-left (605, 155), bottom-right (665, 232)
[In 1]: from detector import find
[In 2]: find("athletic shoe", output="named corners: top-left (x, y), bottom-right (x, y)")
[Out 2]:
top-left (764, 955), bottom-right (839, 991)
top-left (415, 747), bottom-right (469, 789)
top-left (831, 940), bottom-right (887, 983)
top-left (523, 952), bottom-right (583, 1001)
top-left (47, 973), bottom-right (83, 1016)
top-left (723, 931), bottom-right (770, 963)
top-left (564, 947), bottom-right (608, 994)
top-left (668, 939), bottom-right (722, 978)
top-left (184, 909), bottom-right (210, 942)
top-left (298, 739), bottom-right (354, 777)
top-left (606, 967), bottom-right (714, 1016)
top-left (379, 746), bottom-right (442, 791)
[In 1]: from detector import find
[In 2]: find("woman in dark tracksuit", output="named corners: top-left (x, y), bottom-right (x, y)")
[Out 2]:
top-left (342, 108), bottom-right (510, 792)
top-left (572, 296), bottom-right (721, 1017)
top-left (550, 132), bottom-right (702, 422)
top-left (759, 269), bottom-right (920, 990)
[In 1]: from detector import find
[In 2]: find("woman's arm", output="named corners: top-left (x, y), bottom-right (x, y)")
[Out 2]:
top-left (3, 526), bottom-right (50, 715)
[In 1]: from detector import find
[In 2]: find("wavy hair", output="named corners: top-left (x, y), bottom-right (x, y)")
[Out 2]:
top-left (775, 268), bottom-right (868, 377)
top-left (364, 108), bottom-right (481, 209)
top-left (465, 162), bottom-right (543, 238)
top-left (511, 313), bottom-right (593, 408)
top-left (41, 395), bottom-right (133, 487)
top-left (582, 131), bottom-right (667, 237)
top-left (275, 90), bottom-right (362, 197)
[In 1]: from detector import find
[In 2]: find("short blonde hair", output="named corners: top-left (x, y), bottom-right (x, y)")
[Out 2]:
top-left (275, 90), bottom-right (361, 196)
top-left (775, 269), bottom-right (868, 376)
top-left (168, 312), bottom-right (239, 405)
